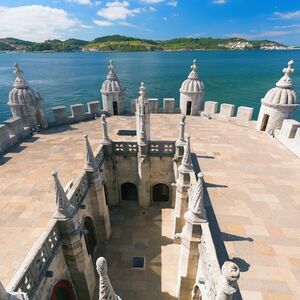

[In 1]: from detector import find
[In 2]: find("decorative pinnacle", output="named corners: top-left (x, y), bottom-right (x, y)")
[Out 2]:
top-left (108, 59), bottom-right (114, 72)
top-left (283, 60), bottom-right (294, 76)
top-left (180, 135), bottom-right (193, 171)
top-left (188, 59), bottom-right (199, 80)
top-left (96, 257), bottom-right (121, 300)
top-left (106, 59), bottom-right (117, 80)
top-left (52, 170), bottom-right (75, 219)
top-left (139, 82), bottom-right (146, 98)
top-left (14, 63), bottom-right (25, 80)
top-left (13, 63), bottom-right (29, 89)
top-left (84, 135), bottom-right (97, 172)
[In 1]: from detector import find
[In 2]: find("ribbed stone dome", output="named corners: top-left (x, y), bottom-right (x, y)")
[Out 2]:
top-left (101, 60), bottom-right (124, 92)
top-left (180, 59), bottom-right (205, 93)
top-left (263, 60), bottom-right (297, 106)
top-left (8, 63), bottom-right (43, 107)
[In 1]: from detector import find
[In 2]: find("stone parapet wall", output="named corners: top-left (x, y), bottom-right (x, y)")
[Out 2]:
top-left (0, 117), bottom-right (31, 154)
top-left (274, 119), bottom-right (300, 158)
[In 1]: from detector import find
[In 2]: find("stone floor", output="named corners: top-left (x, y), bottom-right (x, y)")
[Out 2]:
top-left (94, 202), bottom-right (179, 299)
top-left (1, 114), bottom-right (300, 300)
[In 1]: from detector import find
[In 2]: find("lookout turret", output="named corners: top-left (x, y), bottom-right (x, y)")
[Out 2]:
top-left (100, 60), bottom-right (125, 115)
top-left (8, 63), bottom-right (48, 129)
top-left (256, 60), bottom-right (298, 133)
top-left (179, 59), bottom-right (205, 116)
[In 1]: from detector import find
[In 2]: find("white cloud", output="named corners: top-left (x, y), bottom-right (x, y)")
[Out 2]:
top-left (213, 0), bottom-right (226, 4)
top-left (94, 20), bottom-right (114, 26)
top-left (149, 6), bottom-right (157, 12)
top-left (167, 1), bottom-right (177, 7)
top-left (66, 0), bottom-right (92, 5)
top-left (141, 0), bottom-right (165, 3)
top-left (0, 5), bottom-right (82, 42)
top-left (273, 10), bottom-right (300, 20)
top-left (97, 1), bottom-right (141, 20)
top-left (163, 16), bottom-right (167, 21)
top-left (119, 21), bottom-right (152, 31)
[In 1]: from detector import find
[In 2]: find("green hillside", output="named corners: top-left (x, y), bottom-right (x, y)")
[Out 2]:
top-left (0, 35), bottom-right (288, 52)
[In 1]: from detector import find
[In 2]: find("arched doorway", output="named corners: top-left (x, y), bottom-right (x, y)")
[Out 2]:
top-left (51, 280), bottom-right (76, 300)
top-left (121, 183), bottom-right (138, 201)
top-left (83, 217), bottom-right (97, 255)
top-left (153, 184), bottom-right (169, 202)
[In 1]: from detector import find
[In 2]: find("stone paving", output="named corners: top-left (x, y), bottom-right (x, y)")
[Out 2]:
top-left (0, 114), bottom-right (300, 300)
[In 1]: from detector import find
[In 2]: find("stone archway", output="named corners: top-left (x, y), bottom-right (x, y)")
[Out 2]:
top-left (153, 184), bottom-right (169, 202)
top-left (51, 280), bottom-right (76, 300)
top-left (83, 216), bottom-right (97, 255)
top-left (121, 182), bottom-right (138, 201)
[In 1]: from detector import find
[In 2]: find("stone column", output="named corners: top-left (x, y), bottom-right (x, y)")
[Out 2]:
top-left (173, 136), bottom-right (194, 239)
top-left (177, 173), bottom-right (207, 299)
top-left (84, 135), bottom-right (111, 242)
top-left (52, 171), bottom-right (96, 300)
top-left (216, 262), bottom-right (240, 300)
top-left (137, 114), bottom-right (150, 208)
top-left (96, 257), bottom-right (121, 300)
top-left (101, 115), bottom-right (112, 145)
top-left (0, 282), bottom-right (28, 300)
top-left (175, 114), bottom-right (186, 163)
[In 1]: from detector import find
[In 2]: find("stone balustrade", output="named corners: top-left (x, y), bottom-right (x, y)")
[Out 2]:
top-left (274, 119), bottom-right (300, 158)
top-left (68, 171), bottom-right (89, 208)
top-left (7, 220), bottom-right (60, 298)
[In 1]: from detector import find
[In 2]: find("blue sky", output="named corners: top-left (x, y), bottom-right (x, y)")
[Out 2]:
top-left (0, 0), bottom-right (300, 45)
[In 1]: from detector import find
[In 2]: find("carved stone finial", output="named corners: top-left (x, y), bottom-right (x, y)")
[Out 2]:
top-left (216, 261), bottom-right (240, 300)
top-left (13, 63), bottom-right (29, 89)
top-left (188, 59), bottom-right (199, 80)
top-left (106, 59), bottom-right (117, 80)
top-left (101, 114), bottom-right (112, 145)
top-left (52, 171), bottom-right (75, 219)
top-left (283, 60), bottom-right (294, 76)
top-left (84, 135), bottom-right (97, 172)
top-left (139, 82), bottom-right (146, 99)
top-left (186, 172), bottom-right (207, 223)
top-left (179, 135), bottom-right (193, 172)
top-left (96, 257), bottom-right (121, 300)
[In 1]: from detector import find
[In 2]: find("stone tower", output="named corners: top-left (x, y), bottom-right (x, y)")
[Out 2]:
top-left (136, 82), bottom-right (150, 142)
top-left (180, 59), bottom-right (205, 116)
top-left (8, 63), bottom-right (48, 129)
top-left (100, 60), bottom-right (125, 115)
top-left (256, 60), bottom-right (298, 134)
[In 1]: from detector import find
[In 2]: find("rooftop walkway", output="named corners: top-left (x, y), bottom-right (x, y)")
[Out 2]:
top-left (0, 114), bottom-right (300, 300)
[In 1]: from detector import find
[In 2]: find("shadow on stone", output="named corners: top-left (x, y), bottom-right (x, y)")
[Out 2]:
top-left (205, 182), bottom-right (228, 188)
top-left (43, 124), bottom-right (78, 134)
top-left (221, 232), bottom-right (253, 242)
top-left (231, 257), bottom-right (251, 272)
top-left (196, 155), bottom-right (215, 159)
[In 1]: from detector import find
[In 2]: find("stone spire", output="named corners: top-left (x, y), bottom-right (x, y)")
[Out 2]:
top-left (101, 114), bottom-right (112, 145)
top-left (178, 114), bottom-right (186, 144)
top-left (13, 63), bottom-right (29, 89)
top-left (188, 59), bottom-right (199, 80)
top-left (138, 114), bottom-right (147, 146)
top-left (276, 60), bottom-right (294, 89)
top-left (179, 136), bottom-right (193, 172)
top-left (84, 135), bottom-right (97, 172)
top-left (96, 257), bottom-right (121, 300)
top-left (185, 173), bottom-right (207, 223)
top-left (52, 171), bottom-right (75, 219)
top-left (106, 59), bottom-right (118, 81)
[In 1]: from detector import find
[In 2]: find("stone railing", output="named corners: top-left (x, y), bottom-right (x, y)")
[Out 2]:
top-left (111, 141), bottom-right (176, 157)
top-left (112, 142), bottom-right (138, 155)
top-left (149, 141), bottom-right (176, 156)
top-left (7, 220), bottom-right (61, 298)
top-left (0, 116), bottom-right (31, 154)
top-left (274, 119), bottom-right (300, 158)
top-left (69, 171), bottom-right (89, 208)
top-left (95, 145), bottom-right (105, 167)
top-left (201, 101), bottom-right (256, 129)
top-left (131, 98), bottom-right (181, 114)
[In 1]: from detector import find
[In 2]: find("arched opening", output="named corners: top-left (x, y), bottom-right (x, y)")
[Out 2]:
top-left (260, 113), bottom-right (270, 131)
top-left (83, 217), bottom-right (97, 255)
top-left (113, 101), bottom-right (118, 115)
top-left (121, 182), bottom-right (138, 201)
top-left (51, 280), bottom-right (76, 300)
top-left (186, 101), bottom-right (192, 115)
top-left (153, 184), bottom-right (169, 202)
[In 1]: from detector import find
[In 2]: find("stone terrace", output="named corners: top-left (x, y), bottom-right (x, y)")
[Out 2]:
top-left (0, 114), bottom-right (300, 300)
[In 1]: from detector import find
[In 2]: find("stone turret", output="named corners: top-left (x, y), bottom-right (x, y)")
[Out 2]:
top-left (256, 60), bottom-right (298, 134)
top-left (136, 82), bottom-right (150, 143)
top-left (180, 59), bottom-right (205, 116)
top-left (8, 63), bottom-right (48, 129)
top-left (100, 60), bottom-right (125, 115)
top-left (96, 257), bottom-right (121, 300)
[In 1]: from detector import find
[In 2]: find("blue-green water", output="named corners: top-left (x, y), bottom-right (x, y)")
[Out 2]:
top-left (0, 50), bottom-right (300, 122)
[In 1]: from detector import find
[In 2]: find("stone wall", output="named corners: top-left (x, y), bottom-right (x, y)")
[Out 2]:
top-left (274, 119), bottom-right (300, 158)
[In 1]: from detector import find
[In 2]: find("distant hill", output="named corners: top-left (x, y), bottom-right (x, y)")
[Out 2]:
top-left (0, 35), bottom-right (289, 52)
